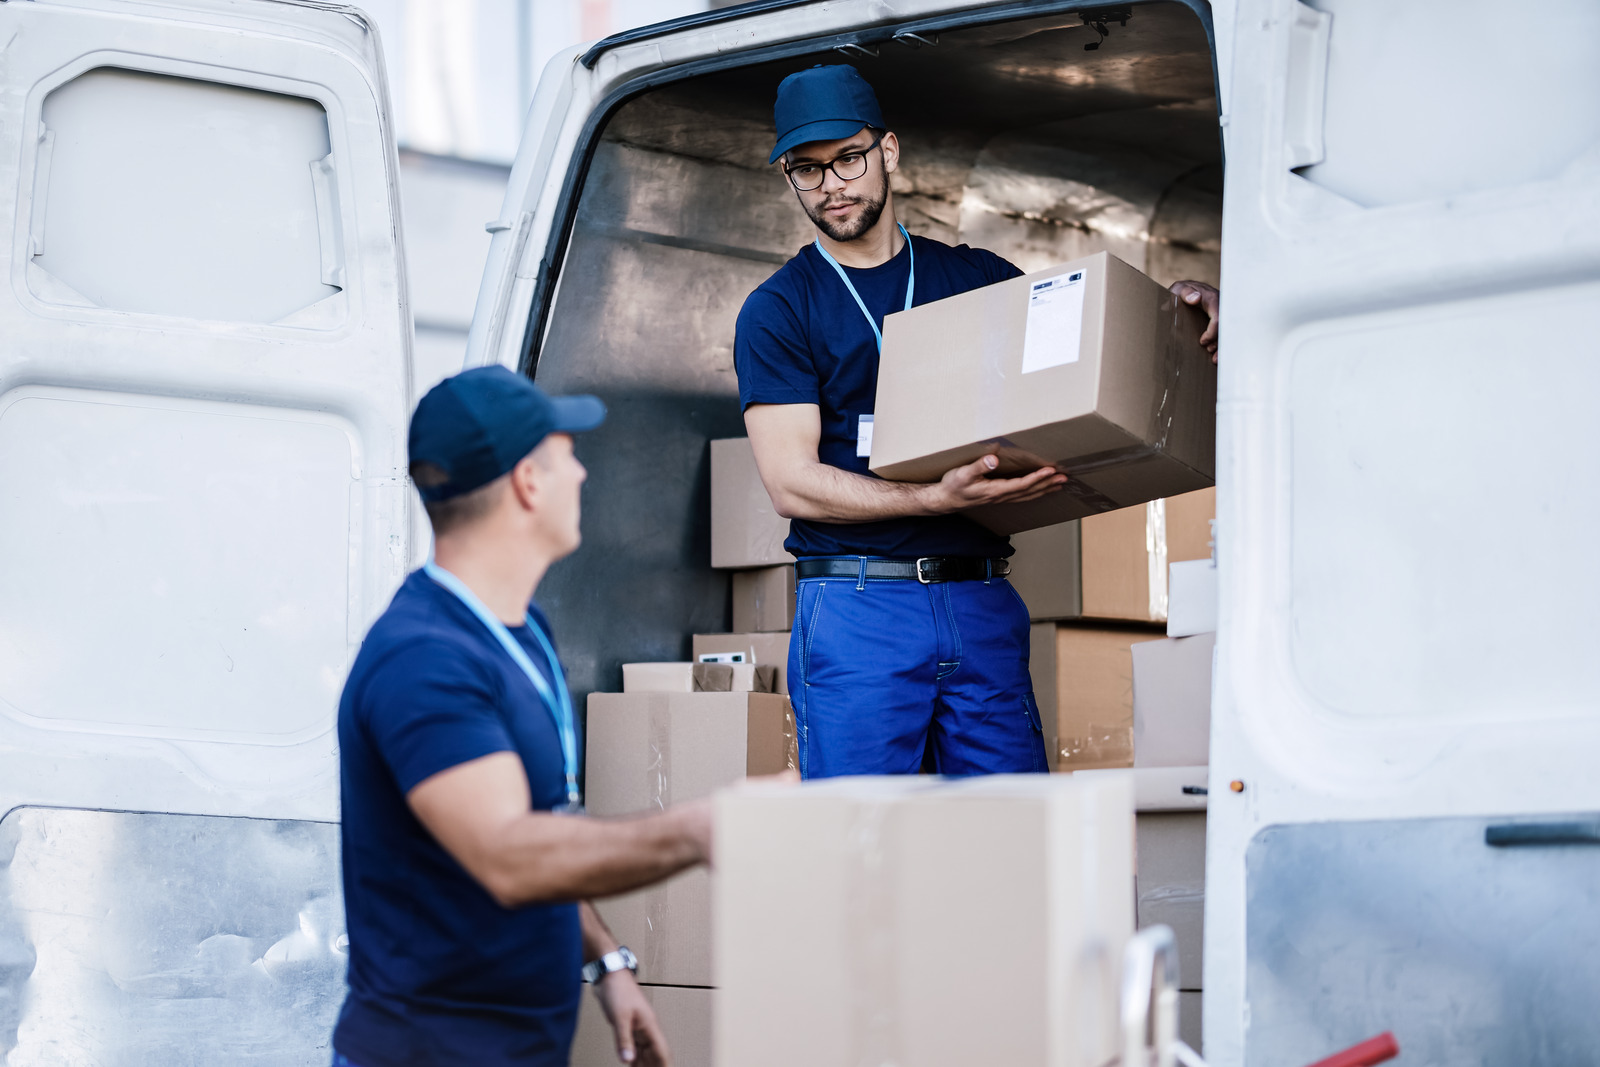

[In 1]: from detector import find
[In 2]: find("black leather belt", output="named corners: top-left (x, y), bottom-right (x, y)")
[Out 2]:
top-left (794, 556), bottom-right (1011, 584)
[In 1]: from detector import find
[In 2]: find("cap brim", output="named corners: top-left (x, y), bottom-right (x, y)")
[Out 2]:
top-left (548, 394), bottom-right (607, 434)
top-left (769, 120), bottom-right (872, 164)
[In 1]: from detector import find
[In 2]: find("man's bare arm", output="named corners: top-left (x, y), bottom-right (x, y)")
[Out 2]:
top-left (744, 403), bottom-right (1065, 523)
top-left (580, 903), bottom-right (673, 1066)
top-left (408, 752), bottom-right (711, 908)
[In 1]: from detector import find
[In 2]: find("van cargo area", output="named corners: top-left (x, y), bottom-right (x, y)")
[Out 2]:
top-left (527, 1), bottom-right (1222, 703)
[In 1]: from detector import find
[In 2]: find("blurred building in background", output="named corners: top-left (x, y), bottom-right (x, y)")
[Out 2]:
top-left (367, 0), bottom-right (717, 394)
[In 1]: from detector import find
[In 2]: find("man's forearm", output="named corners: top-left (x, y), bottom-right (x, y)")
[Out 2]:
top-left (773, 460), bottom-right (943, 522)
top-left (580, 900), bottom-right (620, 961)
top-left (486, 805), bottom-right (705, 908)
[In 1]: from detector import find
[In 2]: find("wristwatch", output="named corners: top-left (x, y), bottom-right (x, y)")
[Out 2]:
top-left (582, 946), bottom-right (639, 985)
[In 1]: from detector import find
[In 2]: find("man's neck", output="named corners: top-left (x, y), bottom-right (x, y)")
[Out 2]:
top-left (431, 533), bottom-right (551, 625)
top-left (815, 202), bottom-right (903, 269)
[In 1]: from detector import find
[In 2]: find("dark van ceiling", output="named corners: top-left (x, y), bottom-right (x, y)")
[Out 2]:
top-left (606, 2), bottom-right (1219, 171)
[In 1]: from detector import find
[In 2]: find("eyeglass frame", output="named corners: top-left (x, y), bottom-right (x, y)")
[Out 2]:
top-left (781, 130), bottom-right (886, 192)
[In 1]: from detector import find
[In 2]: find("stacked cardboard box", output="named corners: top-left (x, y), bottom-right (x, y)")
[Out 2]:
top-left (715, 772), bottom-right (1134, 1067)
top-left (575, 688), bottom-right (790, 1067)
top-left (1008, 487), bottom-right (1215, 624)
top-left (1017, 486), bottom-right (1215, 774)
top-left (710, 437), bottom-right (795, 631)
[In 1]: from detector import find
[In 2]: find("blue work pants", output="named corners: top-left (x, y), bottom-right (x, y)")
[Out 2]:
top-left (787, 567), bottom-right (1048, 778)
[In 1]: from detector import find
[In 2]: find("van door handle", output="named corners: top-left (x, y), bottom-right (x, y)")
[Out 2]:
top-left (1485, 820), bottom-right (1600, 847)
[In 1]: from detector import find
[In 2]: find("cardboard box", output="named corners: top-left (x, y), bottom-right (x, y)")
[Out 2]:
top-left (571, 984), bottom-right (711, 1067)
top-left (1136, 811), bottom-right (1206, 990)
top-left (585, 692), bottom-right (790, 987)
top-left (730, 563), bottom-right (795, 632)
top-left (692, 632), bottom-right (792, 695)
top-left (1009, 487), bottom-right (1214, 623)
top-left (620, 661), bottom-right (777, 694)
top-left (1131, 633), bottom-right (1214, 768)
top-left (710, 437), bottom-right (791, 568)
top-left (1041, 625), bottom-right (1161, 771)
top-left (1167, 558), bottom-right (1217, 637)
top-left (871, 251), bottom-right (1216, 535)
top-left (1009, 521), bottom-right (1083, 620)
top-left (1028, 621), bottom-right (1062, 771)
top-left (715, 773), bottom-right (1134, 1067)
top-left (1080, 487), bottom-right (1215, 622)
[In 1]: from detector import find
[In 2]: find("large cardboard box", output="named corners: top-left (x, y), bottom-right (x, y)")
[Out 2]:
top-left (730, 563), bottom-right (795, 632)
top-left (871, 252), bottom-right (1216, 535)
top-left (1041, 625), bottom-right (1164, 771)
top-left (692, 631), bottom-right (792, 695)
top-left (1009, 487), bottom-right (1214, 623)
top-left (1136, 811), bottom-right (1206, 991)
top-left (715, 773), bottom-right (1134, 1067)
top-left (571, 984), bottom-right (711, 1067)
top-left (1131, 633), bottom-right (1214, 768)
top-left (1009, 521), bottom-right (1083, 620)
top-left (586, 692), bottom-right (790, 986)
top-left (710, 437), bottom-right (791, 568)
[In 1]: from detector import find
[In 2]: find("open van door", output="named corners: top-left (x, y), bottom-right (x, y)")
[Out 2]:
top-left (0, 0), bottom-right (408, 1054)
top-left (1207, 1), bottom-right (1600, 1063)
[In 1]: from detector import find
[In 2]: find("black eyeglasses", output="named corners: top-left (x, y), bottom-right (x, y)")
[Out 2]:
top-left (783, 132), bottom-right (885, 192)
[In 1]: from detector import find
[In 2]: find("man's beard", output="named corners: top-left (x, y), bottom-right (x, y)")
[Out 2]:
top-left (803, 171), bottom-right (888, 242)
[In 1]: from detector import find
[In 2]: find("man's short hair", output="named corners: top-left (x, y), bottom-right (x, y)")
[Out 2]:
top-left (411, 460), bottom-right (506, 535)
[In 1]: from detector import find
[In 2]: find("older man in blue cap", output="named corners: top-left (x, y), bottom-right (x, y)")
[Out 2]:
top-left (333, 367), bottom-right (716, 1067)
top-left (735, 64), bottom-right (1220, 780)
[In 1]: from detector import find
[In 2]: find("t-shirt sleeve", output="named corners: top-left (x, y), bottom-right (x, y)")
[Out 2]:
top-left (358, 641), bottom-right (516, 793)
top-left (963, 244), bottom-right (1025, 285)
top-left (734, 286), bottom-right (818, 410)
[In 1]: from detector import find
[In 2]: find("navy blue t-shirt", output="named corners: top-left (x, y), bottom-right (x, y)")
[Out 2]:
top-left (334, 569), bottom-right (582, 1067)
top-left (734, 235), bottom-right (1024, 558)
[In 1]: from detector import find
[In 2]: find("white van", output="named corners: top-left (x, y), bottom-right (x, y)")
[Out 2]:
top-left (0, 0), bottom-right (1594, 1062)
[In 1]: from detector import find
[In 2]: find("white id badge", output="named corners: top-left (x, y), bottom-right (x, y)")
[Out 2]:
top-left (856, 414), bottom-right (874, 458)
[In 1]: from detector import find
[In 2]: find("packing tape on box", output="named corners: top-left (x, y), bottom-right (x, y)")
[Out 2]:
top-left (783, 701), bottom-right (798, 772)
top-left (648, 706), bottom-right (671, 811)
top-left (1058, 294), bottom-right (1197, 515)
top-left (1146, 498), bottom-right (1168, 621)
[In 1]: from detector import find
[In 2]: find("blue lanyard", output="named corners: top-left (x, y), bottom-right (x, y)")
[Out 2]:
top-left (813, 223), bottom-right (915, 351)
top-left (423, 561), bottom-right (581, 812)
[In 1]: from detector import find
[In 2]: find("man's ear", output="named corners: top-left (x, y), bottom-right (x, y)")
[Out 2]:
top-left (880, 131), bottom-right (900, 175)
top-left (507, 454), bottom-right (542, 513)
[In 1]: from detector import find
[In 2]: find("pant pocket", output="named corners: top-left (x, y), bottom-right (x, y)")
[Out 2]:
top-left (1022, 691), bottom-right (1044, 734)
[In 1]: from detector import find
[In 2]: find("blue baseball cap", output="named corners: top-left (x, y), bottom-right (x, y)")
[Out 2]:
top-left (408, 366), bottom-right (606, 503)
top-left (769, 64), bottom-right (885, 165)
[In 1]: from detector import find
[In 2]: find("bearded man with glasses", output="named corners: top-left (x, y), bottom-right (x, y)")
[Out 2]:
top-left (733, 64), bottom-right (1220, 780)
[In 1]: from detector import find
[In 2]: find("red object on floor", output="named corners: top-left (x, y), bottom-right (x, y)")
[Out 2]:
top-left (1302, 1032), bottom-right (1400, 1067)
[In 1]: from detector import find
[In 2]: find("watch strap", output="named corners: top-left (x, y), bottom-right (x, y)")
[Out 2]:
top-left (582, 946), bottom-right (638, 984)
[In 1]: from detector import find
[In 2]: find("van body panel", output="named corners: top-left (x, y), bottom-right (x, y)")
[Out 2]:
top-left (1205, 0), bottom-right (1600, 1061)
top-left (0, 0), bottom-right (407, 1051)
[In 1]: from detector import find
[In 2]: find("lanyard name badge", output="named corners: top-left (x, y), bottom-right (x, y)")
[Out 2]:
top-left (813, 222), bottom-right (915, 352)
top-left (814, 223), bottom-right (914, 459)
top-left (424, 561), bottom-right (582, 813)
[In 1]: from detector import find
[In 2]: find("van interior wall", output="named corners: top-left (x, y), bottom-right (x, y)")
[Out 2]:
top-left (532, 1), bottom-right (1220, 726)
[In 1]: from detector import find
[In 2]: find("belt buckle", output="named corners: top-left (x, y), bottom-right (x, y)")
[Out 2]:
top-left (915, 557), bottom-right (935, 584)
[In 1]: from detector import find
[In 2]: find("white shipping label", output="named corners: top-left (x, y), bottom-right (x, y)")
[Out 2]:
top-left (856, 413), bottom-right (874, 458)
top-left (1020, 270), bottom-right (1087, 374)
